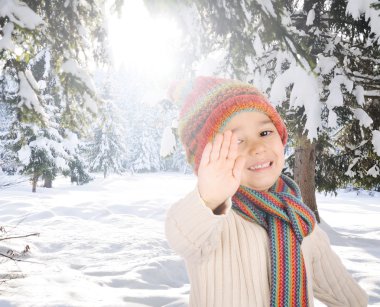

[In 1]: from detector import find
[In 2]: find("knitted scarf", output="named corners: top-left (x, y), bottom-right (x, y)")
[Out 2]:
top-left (232, 174), bottom-right (316, 307)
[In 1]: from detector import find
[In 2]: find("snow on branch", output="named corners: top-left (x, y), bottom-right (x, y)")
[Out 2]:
top-left (256, 0), bottom-right (276, 17)
top-left (0, 22), bottom-right (15, 51)
top-left (352, 108), bottom-right (373, 128)
top-left (346, 0), bottom-right (380, 38)
top-left (270, 65), bottom-right (321, 140)
top-left (17, 71), bottom-right (47, 119)
top-left (160, 126), bottom-right (176, 158)
top-left (372, 130), bottom-right (380, 156)
top-left (61, 59), bottom-right (96, 93)
top-left (367, 164), bottom-right (379, 177)
top-left (0, 0), bottom-right (44, 30)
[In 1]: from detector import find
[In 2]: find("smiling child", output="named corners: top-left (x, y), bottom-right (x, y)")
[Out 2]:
top-left (165, 76), bottom-right (367, 307)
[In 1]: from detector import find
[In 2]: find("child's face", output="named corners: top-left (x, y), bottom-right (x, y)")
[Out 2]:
top-left (222, 111), bottom-right (285, 191)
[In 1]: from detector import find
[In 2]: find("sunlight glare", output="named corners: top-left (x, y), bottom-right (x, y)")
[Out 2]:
top-left (108, 0), bottom-right (182, 84)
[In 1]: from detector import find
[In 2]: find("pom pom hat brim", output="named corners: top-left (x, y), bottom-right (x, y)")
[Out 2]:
top-left (169, 76), bottom-right (288, 174)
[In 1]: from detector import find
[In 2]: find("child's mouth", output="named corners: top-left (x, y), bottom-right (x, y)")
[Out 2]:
top-left (247, 161), bottom-right (273, 172)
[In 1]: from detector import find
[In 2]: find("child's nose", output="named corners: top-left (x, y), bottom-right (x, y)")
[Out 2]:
top-left (247, 140), bottom-right (266, 156)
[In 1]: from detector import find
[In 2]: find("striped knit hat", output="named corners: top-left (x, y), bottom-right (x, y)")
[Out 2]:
top-left (169, 76), bottom-right (288, 173)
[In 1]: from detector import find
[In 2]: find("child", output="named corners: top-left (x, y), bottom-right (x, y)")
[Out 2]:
top-left (165, 76), bottom-right (368, 307)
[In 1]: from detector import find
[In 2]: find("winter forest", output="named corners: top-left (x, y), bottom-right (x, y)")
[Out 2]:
top-left (0, 0), bottom-right (380, 306)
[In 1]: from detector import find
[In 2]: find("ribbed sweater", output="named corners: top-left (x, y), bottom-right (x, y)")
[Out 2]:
top-left (165, 188), bottom-right (368, 307)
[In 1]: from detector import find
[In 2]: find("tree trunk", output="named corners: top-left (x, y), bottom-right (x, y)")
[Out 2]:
top-left (293, 135), bottom-right (321, 223)
top-left (43, 177), bottom-right (52, 188)
top-left (103, 167), bottom-right (107, 179)
top-left (32, 174), bottom-right (38, 193)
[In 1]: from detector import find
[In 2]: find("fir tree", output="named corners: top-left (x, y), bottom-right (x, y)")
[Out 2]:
top-left (0, 0), bottom-right (121, 191)
top-left (87, 100), bottom-right (126, 178)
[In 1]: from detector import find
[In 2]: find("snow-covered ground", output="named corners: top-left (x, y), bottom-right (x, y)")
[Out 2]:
top-left (0, 173), bottom-right (379, 307)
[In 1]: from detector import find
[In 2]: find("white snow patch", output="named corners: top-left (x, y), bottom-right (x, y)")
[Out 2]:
top-left (326, 77), bottom-right (344, 108)
top-left (253, 35), bottom-right (264, 57)
top-left (257, 0), bottom-right (276, 17)
top-left (62, 130), bottom-right (79, 154)
top-left (0, 173), bottom-right (378, 306)
top-left (345, 157), bottom-right (360, 177)
top-left (367, 165), bottom-right (379, 177)
top-left (328, 109), bottom-right (338, 128)
top-left (17, 71), bottom-right (46, 118)
top-left (25, 69), bottom-right (39, 91)
top-left (372, 130), bottom-right (380, 156)
top-left (352, 108), bottom-right (373, 128)
top-left (346, 0), bottom-right (380, 38)
top-left (317, 55), bottom-right (337, 75)
top-left (17, 144), bottom-right (31, 164)
top-left (270, 66), bottom-right (321, 140)
top-left (61, 59), bottom-right (96, 93)
top-left (306, 8), bottom-right (315, 26)
top-left (160, 126), bottom-right (176, 158)
top-left (0, 22), bottom-right (15, 51)
top-left (0, 0), bottom-right (44, 29)
top-left (83, 92), bottom-right (98, 114)
top-left (353, 85), bottom-right (365, 106)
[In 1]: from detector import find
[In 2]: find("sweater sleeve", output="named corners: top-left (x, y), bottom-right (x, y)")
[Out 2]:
top-left (165, 187), bottom-right (229, 263)
top-left (310, 225), bottom-right (368, 307)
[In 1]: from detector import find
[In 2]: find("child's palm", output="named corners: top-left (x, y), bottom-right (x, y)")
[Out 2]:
top-left (198, 131), bottom-right (246, 211)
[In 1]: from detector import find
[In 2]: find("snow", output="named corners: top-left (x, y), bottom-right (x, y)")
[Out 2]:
top-left (345, 157), bottom-right (360, 178)
top-left (316, 55), bottom-right (337, 75)
top-left (17, 145), bottom-right (31, 164)
top-left (0, 22), bottom-right (15, 51)
top-left (83, 92), bottom-right (98, 114)
top-left (270, 66), bottom-right (321, 140)
top-left (352, 108), bottom-right (373, 128)
top-left (61, 59), bottom-right (96, 93)
top-left (353, 85), bottom-right (365, 106)
top-left (253, 35), bottom-right (264, 57)
top-left (372, 130), bottom-right (380, 156)
top-left (256, 0), bottom-right (276, 17)
top-left (17, 71), bottom-right (46, 118)
top-left (160, 127), bottom-right (176, 158)
top-left (25, 69), bottom-right (39, 91)
top-left (327, 109), bottom-right (338, 128)
top-left (326, 76), bottom-right (344, 108)
top-left (306, 8), bottom-right (315, 26)
top-left (62, 130), bottom-right (79, 154)
top-left (0, 173), bottom-right (379, 306)
top-left (0, 0), bottom-right (44, 30)
top-left (367, 165), bottom-right (379, 177)
top-left (346, 0), bottom-right (380, 38)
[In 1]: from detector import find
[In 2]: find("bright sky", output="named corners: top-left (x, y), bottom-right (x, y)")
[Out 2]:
top-left (107, 0), bottom-right (182, 86)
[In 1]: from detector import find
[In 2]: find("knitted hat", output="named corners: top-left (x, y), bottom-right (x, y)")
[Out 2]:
top-left (169, 76), bottom-right (288, 173)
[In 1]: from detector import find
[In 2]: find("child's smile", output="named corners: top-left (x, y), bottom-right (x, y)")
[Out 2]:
top-left (247, 161), bottom-right (272, 171)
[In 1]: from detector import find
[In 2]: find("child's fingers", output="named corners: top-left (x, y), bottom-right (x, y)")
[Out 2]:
top-left (219, 130), bottom-right (232, 160)
top-left (199, 142), bottom-right (212, 168)
top-left (227, 132), bottom-right (239, 161)
top-left (232, 156), bottom-right (246, 179)
top-left (210, 133), bottom-right (223, 162)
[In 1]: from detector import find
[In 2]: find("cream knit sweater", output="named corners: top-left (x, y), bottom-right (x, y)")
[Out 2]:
top-left (165, 188), bottom-right (368, 307)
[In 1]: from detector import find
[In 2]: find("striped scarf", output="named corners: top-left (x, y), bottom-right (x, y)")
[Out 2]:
top-left (232, 174), bottom-right (316, 307)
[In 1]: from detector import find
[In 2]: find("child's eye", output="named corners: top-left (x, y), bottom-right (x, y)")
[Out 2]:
top-left (260, 130), bottom-right (273, 137)
top-left (237, 139), bottom-right (244, 145)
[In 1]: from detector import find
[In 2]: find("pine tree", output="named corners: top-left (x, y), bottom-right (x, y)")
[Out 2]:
top-left (86, 100), bottom-right (126, 178)
top-left (144, 0), bottom-right (380, 221)
top-left (0, 0), bottom-right (119, 191)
